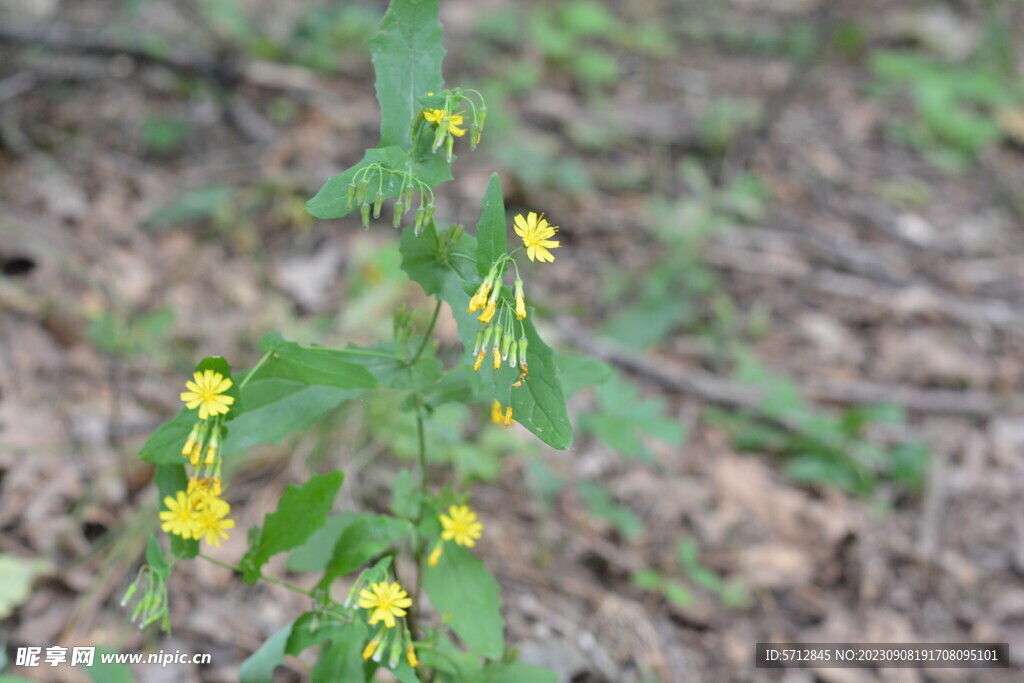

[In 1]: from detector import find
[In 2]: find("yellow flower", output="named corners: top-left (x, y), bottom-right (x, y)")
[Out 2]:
top-left (423, 108), bottom-right (466, 137)
top-left (473, 350), bottom-right (486, 372)
top-left (478, 299), bottom-right (496, 323)
top-left (358, 581), bottom-right (413, 629)
top-left (192, 497), bottom-right (234, 547)
top-left (513, 212), bottom-right (560, 263)
top-left (428, 543), bottom-right (443, 567)
top-left (406, 644), bottom-right (419, 668)
top-left (492, 347), bottom-right (501, 369)
top-left (159, 491), bottom-right (196, 539)
top-left (514, 279), bottom-right (526, 319)
top-left (180, 370), bottom-right (235, 420)
top-left (467, 280), bottom-right (491, 313)
top-left (440, 505), bottom-right (483, 547)
top-left (490, 400), bottom-right (504, 424)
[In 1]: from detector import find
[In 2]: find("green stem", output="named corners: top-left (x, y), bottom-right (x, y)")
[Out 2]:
top-left (411, 398), bottom-right (429, 641)
top-left (238, 350), bottom-right (273, 391)
top-left (407, 299), bottom-right (442, 366)
top-left (197, 554), bottom-right (314, 597)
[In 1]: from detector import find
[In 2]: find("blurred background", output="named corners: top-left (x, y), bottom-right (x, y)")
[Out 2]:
top-left (1, 0), bottom-right (1024, 681)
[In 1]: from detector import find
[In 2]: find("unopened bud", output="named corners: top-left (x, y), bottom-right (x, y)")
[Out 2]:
top-left (356, 180), bottom-right (368, 206)
top-left (403, 187), bottom-right (414, 210)
top-left (346, 183), bottom-right (357, 209)
top-left (360, 203), bottom-right (371, 228)
top-left (373, 191), bottom-right (384, 219)
top-left (393, 201), bottom-right (404, 228)
top-left (501, 332), bottom-right (513, 360)
top-left (445, 134), bottom-right (454, 162)
top-left (414, 206), bottom-right (426, 234)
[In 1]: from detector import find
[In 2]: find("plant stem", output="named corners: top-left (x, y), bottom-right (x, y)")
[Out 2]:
top-left (410, 397), bottom-right (429, 641)
top-left (197, 554), bottom-right (314, 596)
top-left (238, 350), bottom-right (273, 391)
top-left (407, 299), bottom-right (442, 366)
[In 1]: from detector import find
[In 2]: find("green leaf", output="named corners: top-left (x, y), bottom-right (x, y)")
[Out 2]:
top-left (239, 621), bottom-right (294, 683)
top-left (339, 341), bottom-right (441, 392)
top-left (306, 147), bottom-right (410, 220)
top-left (221, 382), bottom-right (363, 458)
top-left (287, 513), bottom-right (358, 572)
top-left (505, 317), bottom-right (573, 449)
top-left (286, 612), bottom-right (365, 656)
top-left (155, 464), bottom-right (197, 558)
top-left (256, 333), bottom-right (379, 390)
top-left (555, 353), bottom-right (613, 397)
top-left (240, 472), bottom-right (345, 583)
top-left (311, 637), bottom-right (368, 683)
top-left (423, 544), bottom-right (505, 659)
top-left (84, 648), bottom-right (133, 683)
top-left (391, 469), bottom-right (421, 519)
top-left (368, 0), bottom-right (445, 150)
top-left (317, 513), bottom-right (414, 588)
top-left (471, 663), bottom-right (558, 683)
top-left (139, 408), bottom-right (194, 465)
top-left (145, 537), bottom-right (171, 580)
top-left (475, 174), bottom-right (507, 277)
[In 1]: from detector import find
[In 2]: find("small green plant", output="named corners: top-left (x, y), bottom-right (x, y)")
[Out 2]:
top-left (869, 48), bottom-right (1024, 171)
top-left (125, 2), bottom-right (609, 680)
top-left (707, 350), bottom-right (931, 496)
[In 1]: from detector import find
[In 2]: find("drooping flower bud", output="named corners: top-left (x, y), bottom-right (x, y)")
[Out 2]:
top-left (373, 191), bottom-right (384, 220)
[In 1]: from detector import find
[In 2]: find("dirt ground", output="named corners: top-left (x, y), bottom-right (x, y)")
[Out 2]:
top-left (2, 0), bottom-right (1024, 681)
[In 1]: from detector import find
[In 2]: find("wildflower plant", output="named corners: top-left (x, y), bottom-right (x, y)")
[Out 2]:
top-left (130, 1), bottom-right (597, 681)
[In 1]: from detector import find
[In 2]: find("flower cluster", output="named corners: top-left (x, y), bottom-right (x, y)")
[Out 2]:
top-left (355, 580), bottom-right (418, 668)
top-left (346, 163), bottom-right (435, 234)
top-left (160, 369), bottom-right (236, 548)
top-left (428, 504), bottom-right (484, 567)
top-left (467, 208), bottom-right (561, 388)
top-left (416, 89), bottom-right (487, 161)
top-left (159, 479), bottom-right (235, 547)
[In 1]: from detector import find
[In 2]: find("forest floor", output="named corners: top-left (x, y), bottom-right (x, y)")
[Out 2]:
top-left (2, 0), bottom-right (1024, 681)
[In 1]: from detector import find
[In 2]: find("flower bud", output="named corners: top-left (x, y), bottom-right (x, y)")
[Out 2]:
top-left (392, 201), bottom-right (404, 228)
top-left (413, 206), bottom-right (426, 234)
top-left (360, 203), bottom-right (371, 228)
top-left (445, 134), bottom-right (454, 162)
top-left (356, 180), bottom-right (368, 206)
top-left (403, 187), bottom-right (414, 211)
top-left (373, 191), bottom-right (384, 219)
top-left (346, 183), bottom-right (357, 209)
top-left (501, 332), bottom-right (513, 360)
top-left (492, 346), bottom-right (501, 369)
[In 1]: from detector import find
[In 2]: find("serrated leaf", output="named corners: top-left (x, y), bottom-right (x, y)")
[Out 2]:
top-left (317, 513), bottom-right (414, 589)
top-left (257, 333), bottom-right (378, 390)
top-left (368, 0), bottom-right (445, 150)
top-left (241, 472), bottom-right (344, 583)
top-left (239, 621), bottom-right (294, 683)
top-left (423, 544), bottom-right (505, 659)
top-left (475, 174), bottom-right (507, 277)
